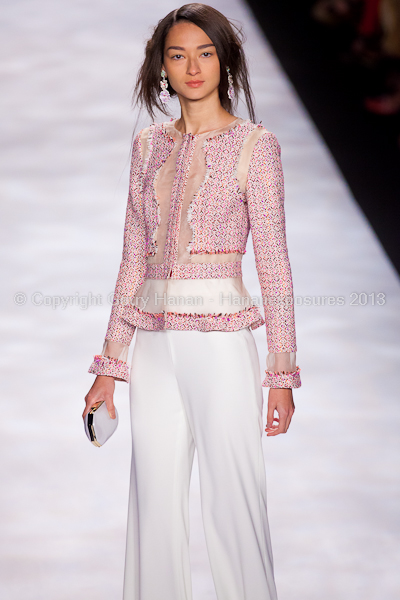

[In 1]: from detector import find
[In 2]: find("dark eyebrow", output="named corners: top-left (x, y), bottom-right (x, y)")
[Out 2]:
top-left (166, 43), bottom-right (215, 51)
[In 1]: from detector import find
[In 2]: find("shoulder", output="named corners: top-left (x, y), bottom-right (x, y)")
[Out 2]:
top-left (251, 124), bottom-right (279, 144)
top-left (132, 121), bottom-right (169, 145)
top-left (132, 121), bottom-right (176, 169)
top-left (131, 122), bottom-right (164, 161)
top-left (236, 124), bottom-right (281, 178)
top-left (132, 124), bottom-right (155, 147)
top-left (238, 122), bottom-right (280, 152)
top-left (241, 126), bottom-right (284, 190)
top-left (137, 121), bottom-right (176, 151)
top-left (247, 125), bottom-right (281, 163)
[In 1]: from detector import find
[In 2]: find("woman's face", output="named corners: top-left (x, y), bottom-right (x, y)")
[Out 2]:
top-left (163, 21), bottom-right (220, 102)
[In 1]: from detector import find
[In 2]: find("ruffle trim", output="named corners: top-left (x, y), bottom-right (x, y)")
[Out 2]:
top-left (262, 365), bottom-right (301, 389)
top-left (122, 304), bottom-right (265, 332)
top-left (88, 355), bottom-right (130, 383)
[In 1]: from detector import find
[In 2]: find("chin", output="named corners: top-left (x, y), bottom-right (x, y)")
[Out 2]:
top-left (179, 88), bottom-right (215, 102)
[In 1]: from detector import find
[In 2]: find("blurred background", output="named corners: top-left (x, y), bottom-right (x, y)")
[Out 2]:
top-left (247, 0), bottom-right (400, 276)
top-left (0, 1), bottom-right (399, 599)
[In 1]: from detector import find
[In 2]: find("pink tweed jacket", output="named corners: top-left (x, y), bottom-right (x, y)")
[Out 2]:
top-left (88, 117), bottom-right (301, 389)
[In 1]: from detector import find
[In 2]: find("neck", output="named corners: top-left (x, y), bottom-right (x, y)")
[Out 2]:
top-left (174, 89), bottom-right (236, 135)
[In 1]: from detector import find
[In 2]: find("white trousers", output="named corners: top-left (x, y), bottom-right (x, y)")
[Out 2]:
top-left (123, 327), bottom-right (278, 600)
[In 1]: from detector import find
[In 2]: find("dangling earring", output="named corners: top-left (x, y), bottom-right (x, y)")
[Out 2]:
top-left (226, 66), bottom-right (234, 100)
top-left (159, 69), bottom-right (171, 104)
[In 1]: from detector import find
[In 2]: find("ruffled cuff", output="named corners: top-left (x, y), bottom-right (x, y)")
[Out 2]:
top-left (262, 365), bottom-right (301, 389)
top-left (88, 355), bottom-right (130, 383)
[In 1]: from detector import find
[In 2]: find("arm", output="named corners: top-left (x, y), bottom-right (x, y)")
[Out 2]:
top-left (245, 130), bottom-right (301, 434)
top-left (87, 132), bottom-right (147, 384)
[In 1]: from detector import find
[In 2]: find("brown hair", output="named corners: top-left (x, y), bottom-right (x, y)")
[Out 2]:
top-left (133, 3), bottom-right (256, 122)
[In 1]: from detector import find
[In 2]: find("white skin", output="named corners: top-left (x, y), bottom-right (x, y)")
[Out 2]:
top-left (83, 21), bottom-right (295, 436)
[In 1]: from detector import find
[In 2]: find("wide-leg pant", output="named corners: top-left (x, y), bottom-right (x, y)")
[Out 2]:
top-left (123, 327), bottom-right (278, 600)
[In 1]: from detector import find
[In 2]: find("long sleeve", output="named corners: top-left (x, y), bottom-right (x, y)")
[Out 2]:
top-left (88, 132), bottom-right (147, 382)
top-left (245, 131), bottom-right (301, 389)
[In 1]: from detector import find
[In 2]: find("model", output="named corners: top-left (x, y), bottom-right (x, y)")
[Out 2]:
top-left (83, 4), bottom-right (301, 599)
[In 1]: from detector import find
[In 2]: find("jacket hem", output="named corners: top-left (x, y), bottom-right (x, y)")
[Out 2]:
top-left (122, 304), bottom-right (265, 332)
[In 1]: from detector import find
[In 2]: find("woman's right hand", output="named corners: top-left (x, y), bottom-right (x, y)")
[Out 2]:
top-left (83, 375), bottom-right (116, 420)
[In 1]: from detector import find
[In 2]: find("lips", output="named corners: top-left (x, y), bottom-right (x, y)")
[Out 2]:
top-left (186, 80), bottom-right (204, 88)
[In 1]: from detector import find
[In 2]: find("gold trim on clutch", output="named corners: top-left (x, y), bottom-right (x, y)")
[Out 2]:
top-left (87, 401), bottom-right (104, 447)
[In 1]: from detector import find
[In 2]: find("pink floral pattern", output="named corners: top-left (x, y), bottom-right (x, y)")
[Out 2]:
top-left (246, 132), bottom-right (297, 354)
top-left (88, 120), bottom-right (300, 388)
top-left (142, 125), bottom-right (176, 257)
top-left (263, 366), bottom-right (301, 389)
top-left (88, 355), bottom-right (130, 383)
top-left (122, 304), bottom-right (265, 332)
top-left (103, 133), bottom-right (147, 347)
top-left (186, 121), bottom-right (254, 254)
top-left (145, 261), bottom-right (243, 279)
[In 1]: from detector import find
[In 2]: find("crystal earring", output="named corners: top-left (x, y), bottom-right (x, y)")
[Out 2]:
top-left (159, 69), bottom-right (171, 104)
top-left (226, 66), bottom-right (234, 100)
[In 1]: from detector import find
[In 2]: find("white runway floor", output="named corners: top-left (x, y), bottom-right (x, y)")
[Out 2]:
top-left (1, 1), bottom-right (400, 599)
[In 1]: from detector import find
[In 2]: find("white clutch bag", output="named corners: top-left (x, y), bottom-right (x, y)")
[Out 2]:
top-left (84, 401), bottom-right (119, 447)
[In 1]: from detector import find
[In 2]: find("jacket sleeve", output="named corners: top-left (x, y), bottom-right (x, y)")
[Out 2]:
top-left (245, 130), bottom-right (301, 389)
top-left (88, 132), bottom-right (147, 382)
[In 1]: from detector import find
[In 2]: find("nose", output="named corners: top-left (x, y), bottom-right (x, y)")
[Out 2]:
top-left (186, 58), bottom-right (200, 76)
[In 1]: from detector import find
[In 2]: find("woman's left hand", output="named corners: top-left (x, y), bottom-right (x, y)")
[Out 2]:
top-left (265, 388), bottom-right (295, 436)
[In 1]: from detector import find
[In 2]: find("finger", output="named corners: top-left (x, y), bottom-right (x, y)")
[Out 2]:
top-left (265, 418), bottom-right (279, 426)
top-left (105, 397), bottom-right (116, 419)
top-left (266, 427), bottom-right (280, 436)
top-left (266, 418), bottom-right (282, 436)
top-left (276, 408), bottom-right (289, 434)
top-left (284, 408), bottom-right (295, 433)
top-left (265, 417), bottom-right (279, 431)
top-left (82, 398), bottom-right (102, 419)
top-left (266, 422), bottom-right (286, 436)
top-left (82, 400), bottom-right (93, 419)
top-left (266, 403), bottom-right (276, 429)
top-left (83, 403), bottom-right (95, 420)
top-left (265, 427), bottom-right (279, 435)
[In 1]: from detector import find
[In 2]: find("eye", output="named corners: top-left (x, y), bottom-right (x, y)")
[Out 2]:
top-left (201, 52), bottom-right (212, 57)
top-left (171, 54), bottom-right (184, 60)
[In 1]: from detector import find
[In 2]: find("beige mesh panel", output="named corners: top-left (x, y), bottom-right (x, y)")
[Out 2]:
top-left (144, 117), bottom-right (260, 265)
